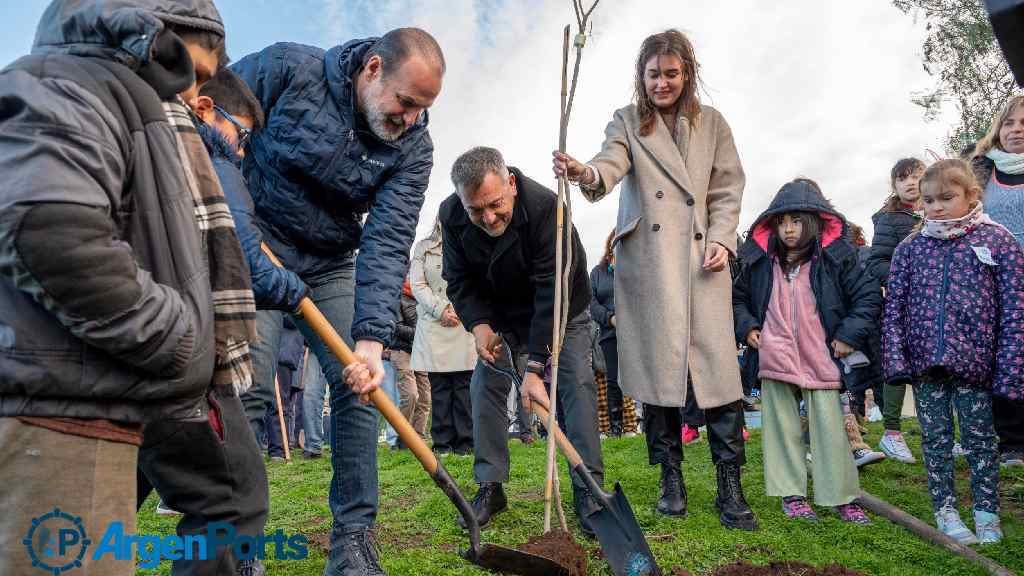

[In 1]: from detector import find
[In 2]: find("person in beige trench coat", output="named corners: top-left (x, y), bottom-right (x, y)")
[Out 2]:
top-left (554, 29), bottom-right (757, 531)
top-left (409, 219), bottom-right (478, 455)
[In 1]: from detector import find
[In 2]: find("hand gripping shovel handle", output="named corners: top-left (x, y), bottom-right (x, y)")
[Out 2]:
top-left (260, 243), bottom-right (481, 556)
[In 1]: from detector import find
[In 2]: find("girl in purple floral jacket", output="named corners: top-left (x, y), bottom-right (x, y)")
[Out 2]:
top-left (884, 159), bottom-right (1024, 545)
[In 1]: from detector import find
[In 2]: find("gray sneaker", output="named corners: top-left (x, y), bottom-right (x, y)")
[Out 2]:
top-left (936, 504), bottom-right (979, 545)
top-left (879, 432), bottom-right (916, 463)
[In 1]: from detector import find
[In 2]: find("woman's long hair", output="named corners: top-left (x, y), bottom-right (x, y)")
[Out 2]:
top-left (633, 29), bottom-right (703, 136)
top-left (600, 229), bottom-right (615, 267)
top-left (972, 95), bottom-right (1024, 159)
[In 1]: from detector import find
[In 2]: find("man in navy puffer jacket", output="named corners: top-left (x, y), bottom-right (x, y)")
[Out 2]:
top-left (231, 29), bottom-right (444, 576)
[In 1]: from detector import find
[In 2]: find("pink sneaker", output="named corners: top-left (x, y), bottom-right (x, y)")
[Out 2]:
top-left (682, 425), bottom-right (701, 445)
top-left (743, 427), bottom-right (750, 441)
top-left (836, 503), bottom-right (872, 525)
top-left (782, 496), bottom-right (818, 521)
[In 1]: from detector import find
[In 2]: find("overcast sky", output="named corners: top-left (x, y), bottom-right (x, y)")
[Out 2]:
top-left (1, 1), bottom-right (955, 263)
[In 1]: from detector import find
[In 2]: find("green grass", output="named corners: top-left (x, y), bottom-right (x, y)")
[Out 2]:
top-left (136, 420), bottom-right (1024, 575)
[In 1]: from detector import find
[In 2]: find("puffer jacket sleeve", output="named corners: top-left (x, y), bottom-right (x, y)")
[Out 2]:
top-left (831, 251), bottom-right (883, 350)
top-left (350, 135), bottom-right (432, 344)
top-left (866, 212), bottom-right (900, 286)
top-left (882, 242), bottom-right (913, 384)
top-left (991, 231), bottom-right (1024, 400)
top-left (589, 266), bottom-right (612, 329)
top-left (0, 74), bottom-right (195, 378)
top-left (214, 159), bottom-right (308, 310)
top-left (732, 260), bottom-right (761, 346)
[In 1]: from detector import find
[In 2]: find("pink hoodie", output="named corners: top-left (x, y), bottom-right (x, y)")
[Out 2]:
top-left (757, 260), bottom-right (841, 390)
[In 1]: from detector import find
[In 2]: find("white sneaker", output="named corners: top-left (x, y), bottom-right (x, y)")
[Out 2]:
top-left (974, 509), bottom-right (1003, 544)
top-left (952, 442), bottom-right (969, 458)
top-left (867, 406), bottom-right (883, 422)
top-left (852, 448), bottom-right (886, 468)
top-left (936, 504), bottom-right (979, 545)
top-left (879, 432), bottom-right (917, 463)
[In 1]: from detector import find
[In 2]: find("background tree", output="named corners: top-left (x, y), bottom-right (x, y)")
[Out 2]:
top-left (894, 0), bottom-right (1016, 154)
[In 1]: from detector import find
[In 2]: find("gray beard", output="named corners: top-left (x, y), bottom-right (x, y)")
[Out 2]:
top-left (365, 108), bottom-right (403, 142)
top-left (359, 84), bottom-right (405, 142)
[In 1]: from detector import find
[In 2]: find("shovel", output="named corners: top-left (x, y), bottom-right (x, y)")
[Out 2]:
top-left (529, 402), bottom-right (660, 576)
top-left (486, 350), bottom-right (661, 576)
top-left (259, 245), bottom-right (482, 558)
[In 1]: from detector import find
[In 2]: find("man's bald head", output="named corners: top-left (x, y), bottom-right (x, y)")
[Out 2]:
top-left (363, 27), bottom-right (445, 78)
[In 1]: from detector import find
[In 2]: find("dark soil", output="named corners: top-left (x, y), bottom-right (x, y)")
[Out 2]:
top-left (517, 530), bottom-right (588, 576)
top-left (710, 560), bottom-right (865, 576)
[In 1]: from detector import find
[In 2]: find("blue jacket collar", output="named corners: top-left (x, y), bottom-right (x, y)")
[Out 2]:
top-left (198, 123), bottom-right (241, 167)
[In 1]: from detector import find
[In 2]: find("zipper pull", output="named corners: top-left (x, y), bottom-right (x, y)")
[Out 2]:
top-left (348, 129), bottom-right (355, 142)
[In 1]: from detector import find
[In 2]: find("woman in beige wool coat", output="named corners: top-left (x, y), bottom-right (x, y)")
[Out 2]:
top-left (554, 29), bottom-right (755, 531)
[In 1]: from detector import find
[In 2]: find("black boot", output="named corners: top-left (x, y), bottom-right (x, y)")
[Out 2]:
top-left (324, 527), bottom-right (385, 576)
top-left (573, 486), bottom-right (599, 540)
top-left (457, 482), bottom-right (508, 529)
top-left (656, 463), bottom-right (687, 517)
top-left (715, 462), bottom-right (758, 531)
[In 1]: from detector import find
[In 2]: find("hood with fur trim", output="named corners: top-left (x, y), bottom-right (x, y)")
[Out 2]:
top-left (739, 180), bottom-right (850, 264)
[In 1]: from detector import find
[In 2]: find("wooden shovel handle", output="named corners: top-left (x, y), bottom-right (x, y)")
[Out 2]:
top-left (260, 243), bottom-right (438, 475)
top-left (530, 402), bottom-right (583, 468)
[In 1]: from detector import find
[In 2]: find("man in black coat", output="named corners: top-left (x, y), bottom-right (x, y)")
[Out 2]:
top-left (440, 146), bottom-right (603, 535)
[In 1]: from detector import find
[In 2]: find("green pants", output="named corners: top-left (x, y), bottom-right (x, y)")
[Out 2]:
top-left (762, 379), bottom-right (860, 506)
top-left (883, 381), bottom-right (907, 431)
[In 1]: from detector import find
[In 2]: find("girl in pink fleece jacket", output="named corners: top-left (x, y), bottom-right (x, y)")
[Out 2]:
top-left (733, 179), bottom-right (883, 525)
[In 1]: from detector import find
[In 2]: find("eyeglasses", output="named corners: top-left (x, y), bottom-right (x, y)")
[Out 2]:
top-left (213, 104), bottom-right (251, 151)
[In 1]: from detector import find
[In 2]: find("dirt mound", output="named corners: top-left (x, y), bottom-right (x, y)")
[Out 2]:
top-left (710, 560), bottom-right (865, 576)
top-left (517, 530), bottom-right (588, 576)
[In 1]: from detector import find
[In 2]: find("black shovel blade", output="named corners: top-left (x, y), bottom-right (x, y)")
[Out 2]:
top-left (585, 482), bottom-right (661, 576)
top-left (469, 543), bottom-right (571, 576)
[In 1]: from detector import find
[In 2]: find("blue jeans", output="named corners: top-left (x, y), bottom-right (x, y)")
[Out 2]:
top-left (244, 309), bottom-right (284, 442)
top-left (302, 353), bottom-right (328, 454)
top-left (380, 360), bottom-right (400, 447)
top-left (246, 263), bottom-right (379, 537)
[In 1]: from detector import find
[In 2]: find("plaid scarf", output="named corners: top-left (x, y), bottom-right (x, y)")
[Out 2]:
top-left (163, 99), bottom-right (257, 395)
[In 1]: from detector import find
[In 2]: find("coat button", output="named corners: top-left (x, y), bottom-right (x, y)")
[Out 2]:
top-left (695, 232), bottom-right (703, 241)
top-left (656, 191), bottom-right (664, 199)
top-left (652, 224), bottom-right (661, 232)
top-left (687, 198), bottom-right (695, 206)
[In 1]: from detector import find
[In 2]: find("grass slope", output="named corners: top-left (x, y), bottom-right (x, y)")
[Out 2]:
top-left (137, 420), bottom-right (1024, 575)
